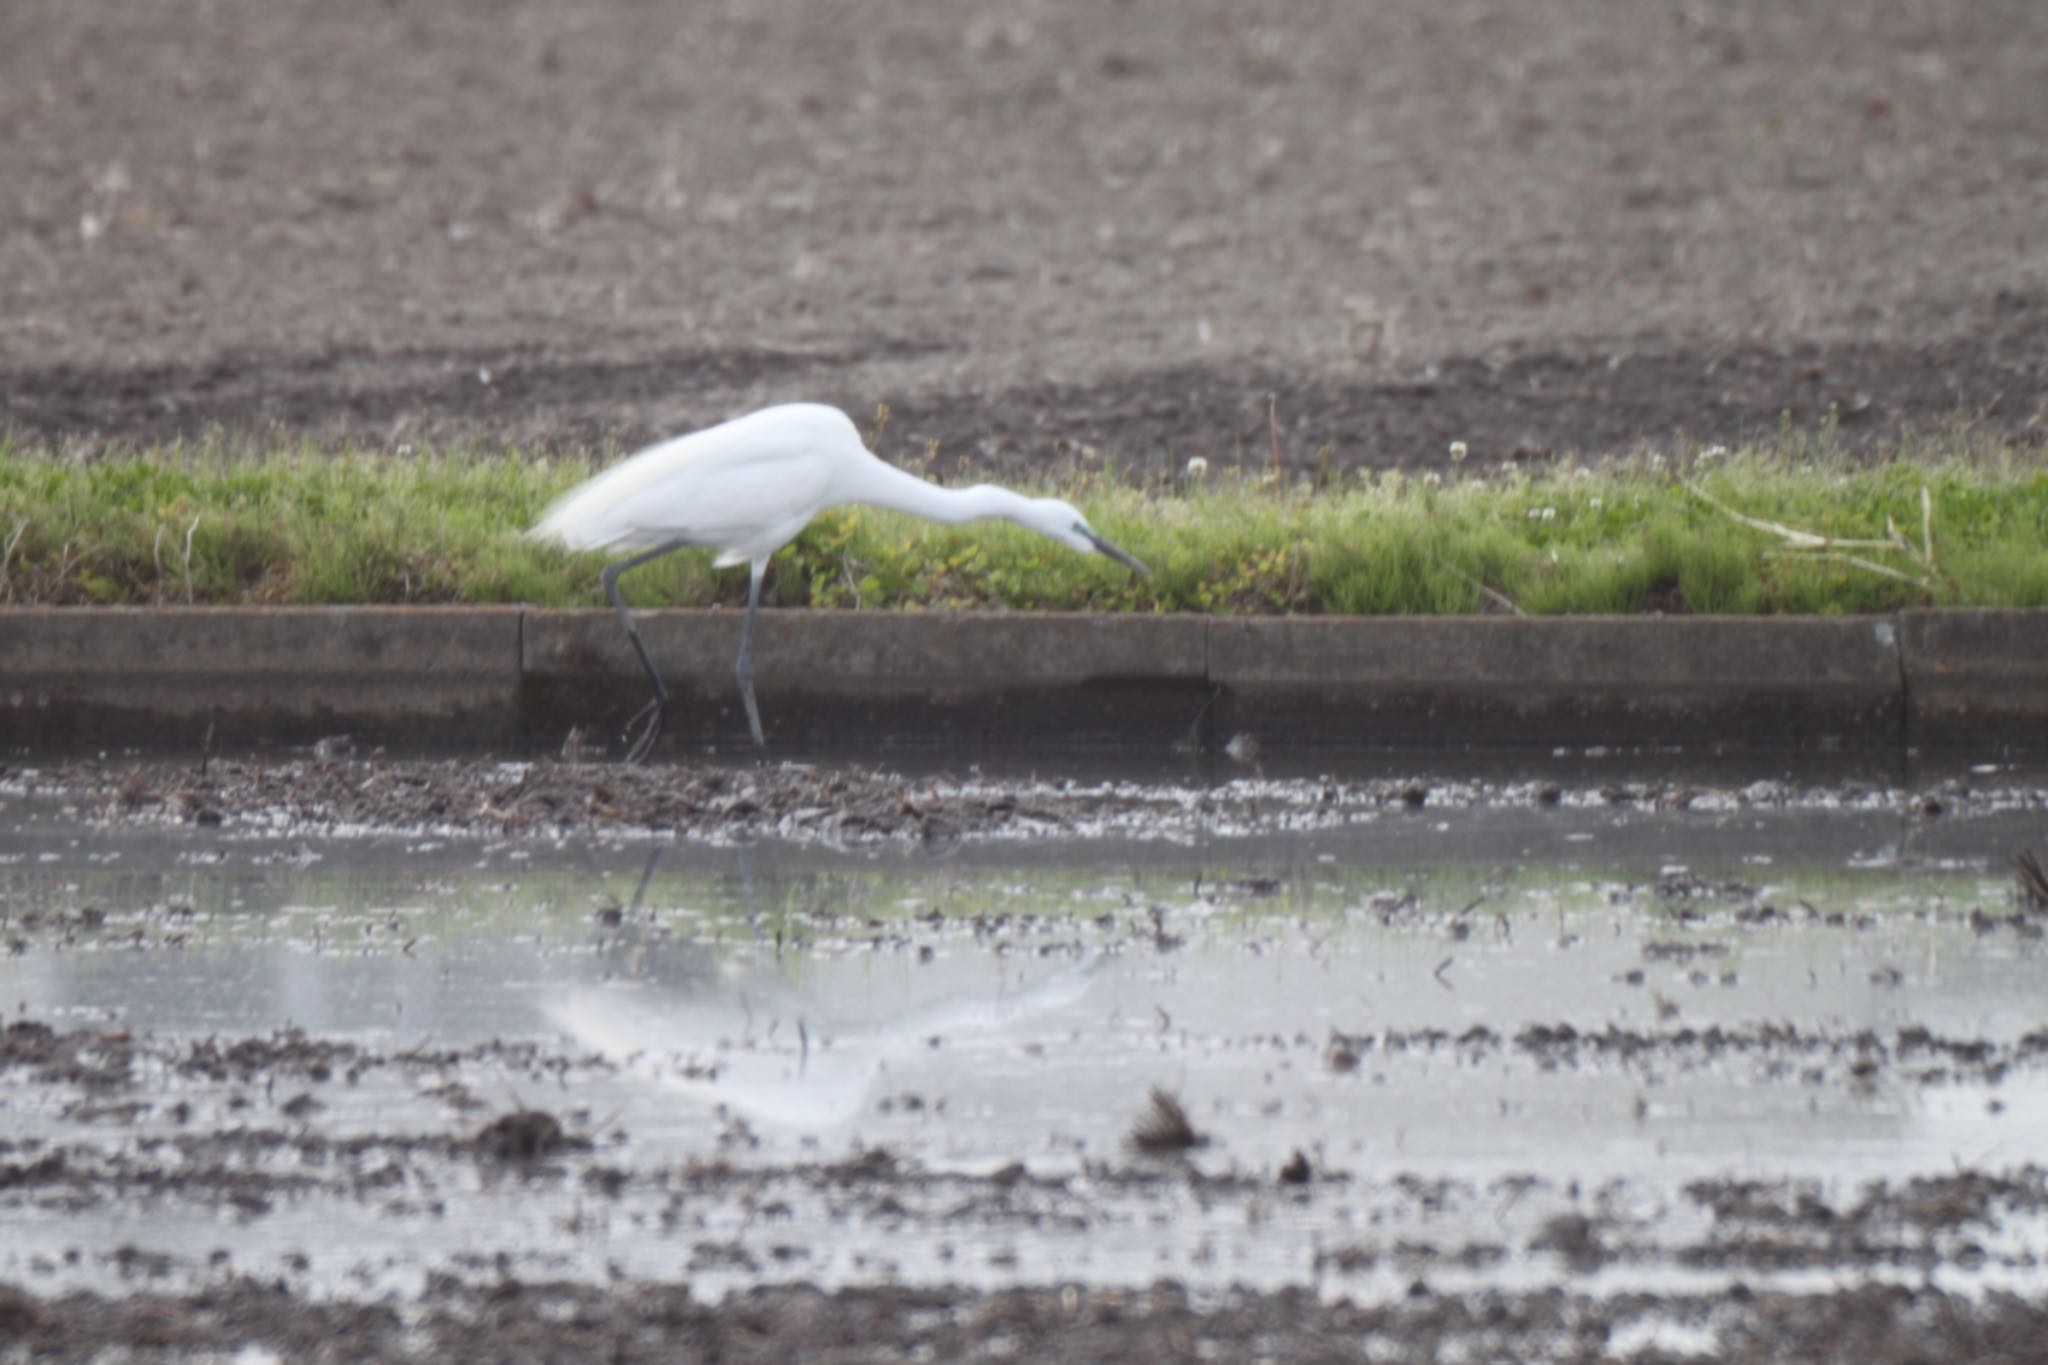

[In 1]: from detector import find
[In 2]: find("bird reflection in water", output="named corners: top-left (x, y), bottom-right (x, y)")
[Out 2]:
top-left (543, 846), bottom-right (1100, 1130)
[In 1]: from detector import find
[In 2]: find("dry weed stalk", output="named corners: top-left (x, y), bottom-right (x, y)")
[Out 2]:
top-left (0, 518), bottom-right (26, 600)
top-left (1682, 477), bottom-right (1939, 592)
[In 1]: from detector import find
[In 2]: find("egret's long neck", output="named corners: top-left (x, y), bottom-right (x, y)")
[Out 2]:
top-left (838, 455), bottom-right (1025, 526)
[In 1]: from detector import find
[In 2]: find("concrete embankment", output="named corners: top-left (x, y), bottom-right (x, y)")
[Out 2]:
top-left (1, 607), bottom-right (2041, 765)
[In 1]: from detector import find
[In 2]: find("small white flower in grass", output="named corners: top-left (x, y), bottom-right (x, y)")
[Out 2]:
top-left (1185, 456), bottom-right (1209, 480)
top-left (1700, 445), bottom-right (1729, 462)
top-left (1422, 470), bottom-right (1442, 486)
top-left (1448, 440), bottom-right (1468, 464)
top-left (1527, 506), bottom-right (1557, 521)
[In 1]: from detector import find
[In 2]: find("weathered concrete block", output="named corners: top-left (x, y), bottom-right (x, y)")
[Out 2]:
top-left (1899, 609), bottom-right (2048, 753)
top-left (1208, 616), bottom-right (1905, 753)
top-left (0, 607), bottom-right (523, 753)
top-left (521, 609), bottom-right (1210, 757)
top-left (9, 606), bottom-right (2037, 767)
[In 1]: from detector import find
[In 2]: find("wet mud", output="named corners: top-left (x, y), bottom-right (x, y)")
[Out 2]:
top-left (6, 753), bottom-right (2044, 845)
top-left (4, 786), bottom-right (2048, 1359)
top-left (0, 1278), bottom-right (2039, 1365)
top-left (3, 1007), bottom-right (2046, 1361)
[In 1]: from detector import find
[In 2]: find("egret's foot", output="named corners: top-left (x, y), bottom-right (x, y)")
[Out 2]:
top-left (621, 697), bottom-right (665, 766)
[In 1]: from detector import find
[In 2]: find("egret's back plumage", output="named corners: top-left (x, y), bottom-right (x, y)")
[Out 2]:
top-left (530, 403), bottom-right (860, 563)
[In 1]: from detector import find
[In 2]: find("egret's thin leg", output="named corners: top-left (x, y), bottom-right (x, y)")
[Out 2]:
top-left (601, 539), bottom-right (687, 764)
top-left (735, 558), bottom-right (768, 750)
top-left (627, 844), bottom-right (662, 917)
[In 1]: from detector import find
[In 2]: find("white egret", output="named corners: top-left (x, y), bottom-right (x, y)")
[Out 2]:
top-left (530, 403), bottom-right (1149, 762)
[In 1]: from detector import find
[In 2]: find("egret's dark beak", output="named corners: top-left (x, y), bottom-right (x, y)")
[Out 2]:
top-left (1081, 525), bottom-right (1151, 576)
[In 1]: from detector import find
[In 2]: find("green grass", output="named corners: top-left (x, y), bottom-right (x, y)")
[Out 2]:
top-left (1, 433), bottom-right (2044, 614)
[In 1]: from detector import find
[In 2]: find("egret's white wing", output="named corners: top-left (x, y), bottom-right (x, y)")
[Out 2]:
top-left (627, 442), bottom-right (835, 563)
top-left (530, 404), bottom-right (848, 559)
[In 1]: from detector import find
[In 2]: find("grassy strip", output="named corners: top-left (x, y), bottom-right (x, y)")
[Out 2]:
top-left (0, 435), bottom-right (2043, 614)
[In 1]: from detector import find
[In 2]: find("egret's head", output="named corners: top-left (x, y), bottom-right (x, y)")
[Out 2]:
top-left (1020, 497), bottom-right (1151, 576)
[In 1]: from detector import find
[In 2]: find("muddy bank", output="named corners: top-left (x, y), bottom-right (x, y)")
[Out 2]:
top-left (7, 754), bottom-right (2043, 843)
top-left (1, 1276), bottom-right (2044, 1363)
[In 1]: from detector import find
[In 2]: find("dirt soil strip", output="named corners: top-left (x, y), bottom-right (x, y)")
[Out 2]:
top-left (5, 1), bottom-right (2045, 468)
top-left (9, 322), bottom-right (2045, 473)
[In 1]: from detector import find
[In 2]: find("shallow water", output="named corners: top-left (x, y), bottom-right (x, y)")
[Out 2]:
top-left (2, 798), bottom-right (2045, 1307)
